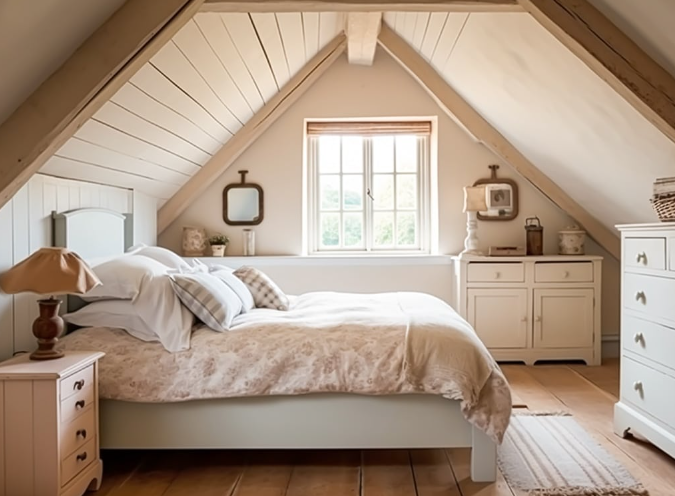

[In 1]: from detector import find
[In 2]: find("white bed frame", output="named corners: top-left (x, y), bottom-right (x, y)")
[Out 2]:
top-left (54, 208), bottom-right (497, 482)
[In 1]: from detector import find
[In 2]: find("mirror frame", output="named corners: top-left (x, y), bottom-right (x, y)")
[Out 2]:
top-left (222, 170), bottom-right (264, 226)
top-left (473, 165), bottom-right (519, 221)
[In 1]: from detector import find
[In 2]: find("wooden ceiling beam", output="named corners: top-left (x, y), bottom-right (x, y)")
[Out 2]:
top-left (378, 24), bottom-right (620, 259)
top-left (0, 0), bottom-right (205, 210)
top-left (346, 13), bottom-right (383, 66)
top-left (157, 35), bottom-right (348, 234)
top-left (201, 0), bottom-right (521, 13)
top-left (519, 0), bottom-right (675, 145)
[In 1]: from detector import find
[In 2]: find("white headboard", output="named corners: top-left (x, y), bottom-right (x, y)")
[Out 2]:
top-left (53, 208), bottom-right (132, 260)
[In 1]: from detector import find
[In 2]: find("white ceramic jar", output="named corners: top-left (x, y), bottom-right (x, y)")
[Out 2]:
top-left (558, 225), bottom-right (586, 255)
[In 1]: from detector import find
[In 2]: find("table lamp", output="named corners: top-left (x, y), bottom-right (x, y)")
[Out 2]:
top-left (0, 248), bottom-right (100, 360)
top-left (460, 185), bottom-right (488, 256)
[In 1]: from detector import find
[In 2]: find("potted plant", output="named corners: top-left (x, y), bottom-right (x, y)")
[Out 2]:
top-left (208, 233), bottom-right (229, 257)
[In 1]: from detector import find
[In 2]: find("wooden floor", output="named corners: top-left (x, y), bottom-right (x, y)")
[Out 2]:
top-left (96, 359), bottom-right (675, 496)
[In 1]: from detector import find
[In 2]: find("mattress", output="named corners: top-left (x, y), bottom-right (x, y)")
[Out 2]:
top-left (58, 291), bottom-right (511, 442)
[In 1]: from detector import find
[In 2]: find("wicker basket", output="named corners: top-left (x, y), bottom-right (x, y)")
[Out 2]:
top-left (650, 193), bottom-right (675, 221)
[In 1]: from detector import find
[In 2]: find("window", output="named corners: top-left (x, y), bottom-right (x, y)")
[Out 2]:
top-left (306, 120), bottom-right (432, 254)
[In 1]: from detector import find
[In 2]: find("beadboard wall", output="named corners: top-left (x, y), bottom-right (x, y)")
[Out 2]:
top-left (0, 174), bottom-right (156, 360)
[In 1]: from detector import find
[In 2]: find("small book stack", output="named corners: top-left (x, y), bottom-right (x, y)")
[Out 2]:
top-left (651, 177), bottom-right (675, 221)
top-left (653, 177), bottom-right (675, 195)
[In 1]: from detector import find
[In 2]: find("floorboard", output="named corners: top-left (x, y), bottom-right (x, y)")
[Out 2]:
top-left (99, 361), bottom-right (675, 496)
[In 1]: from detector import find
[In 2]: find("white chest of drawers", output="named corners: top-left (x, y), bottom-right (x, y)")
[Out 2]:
top-left (452, 255), bottom-right (602, 365)
top-left (615, 224), bottom-right (675, 459)
top-left (0, 351), bottom-right (105, 496)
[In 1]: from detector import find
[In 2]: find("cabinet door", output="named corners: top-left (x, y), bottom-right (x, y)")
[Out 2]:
top-left (467, 289), bottom-right (528, 348)
top-left (533, 288), bottom-right (593, 348)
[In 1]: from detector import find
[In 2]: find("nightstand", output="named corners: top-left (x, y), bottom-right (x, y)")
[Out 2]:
top-left (0, 351), bottom-right (105, 496)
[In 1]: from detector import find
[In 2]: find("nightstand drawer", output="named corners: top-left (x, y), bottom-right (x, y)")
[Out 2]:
top-left (61, 407), bottom-right (95, 459)
top-left (61, 438), bottom-right (96, 486)
top-left (60, 364), bottom-right (94, 401)
top-left (467, 263), bottom-right (524, 283)
top-left (61, 385), bottom-right (94, 423)
top-left (534, 262), bottom-right (593, 283)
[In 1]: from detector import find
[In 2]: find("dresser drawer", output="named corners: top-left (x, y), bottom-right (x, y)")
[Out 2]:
top-left (61, 407), bottom-right (95, 459)
top-left (623, 273), bottom-right (675, 323)
top-left (624, 237), bottom-right (666, 271)
top-left (60, 364), bottom-right (94, 401)
top-left (623, 315), bottom-right (675, 372)
top-left (61, 385), bottom-right (94, 424)
top-left (621, 356), bottom-right (675, 429)
top-left (61, 438), bottom-right (96, 486)
top-left (534, 262), bottom-right (593, 283)
top-left (467, 263), bottom-right (524, 283)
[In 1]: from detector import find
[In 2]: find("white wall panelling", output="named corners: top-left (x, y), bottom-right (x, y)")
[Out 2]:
top-left (0, 175), bottom-right (134, 360)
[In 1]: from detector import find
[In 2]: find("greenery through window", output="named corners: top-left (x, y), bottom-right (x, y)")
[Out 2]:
top-left (307, 122), bottom-right (431, 253)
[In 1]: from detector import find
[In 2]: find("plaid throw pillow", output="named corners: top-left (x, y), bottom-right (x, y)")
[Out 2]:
top-left (233, 266), bottom-right (289, 310)
top-left (170, 273), bottom-right (243, 331)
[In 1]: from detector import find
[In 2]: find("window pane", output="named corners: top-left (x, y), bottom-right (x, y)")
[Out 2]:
top-left (396, 174), bottom-right (417, 209)
top-left (395, 135), bottom-right (417, 172)
top-left (342, 175), bottom-right (363, 210)
top-left (373, 212), bottom-right (394, 247)
top-left (318, 136), bottom-right (340, 173)
top-left (320, 175), bottom-right (340, 210)
top-left (343, 213), bottom-right (363, 247)
top-left (342, 136), bottom-right (363, 173)
top-left (372, 136), bottom-right (394, 172)
top-left (397, 212), bottom-right (416, 246)
top-left (320, 213), bottom-right (340, 247)
top-left (373, 174), bottom-right (394, 210)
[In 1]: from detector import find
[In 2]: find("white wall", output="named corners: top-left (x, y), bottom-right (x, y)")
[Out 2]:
top-left (159, 48), bottom-right (619, 337)
top-left (0, 175), bottom-right (134, 360)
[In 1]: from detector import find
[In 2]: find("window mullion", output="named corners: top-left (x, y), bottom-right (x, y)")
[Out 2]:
top-left (365, 137), bottom-right (372, 252)
top-left (393, 137), bottom-right (398, 249)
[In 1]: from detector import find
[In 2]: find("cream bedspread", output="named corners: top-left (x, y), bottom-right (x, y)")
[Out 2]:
top-left (58, 291), bottom-right (511, 442)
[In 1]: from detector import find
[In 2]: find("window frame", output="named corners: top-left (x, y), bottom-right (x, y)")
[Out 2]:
top-left (306, 124), bottom-right (432, 255)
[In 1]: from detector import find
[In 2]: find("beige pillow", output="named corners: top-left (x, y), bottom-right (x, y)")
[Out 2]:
top-left (233, 266), bottom-right (289, 310)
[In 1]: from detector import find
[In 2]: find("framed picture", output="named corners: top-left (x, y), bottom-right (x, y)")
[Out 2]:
top-left (474, 165), bottom-right (519, 221)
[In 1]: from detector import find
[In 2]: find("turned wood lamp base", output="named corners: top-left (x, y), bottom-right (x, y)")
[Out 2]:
top-left (30, 298), bottom-right (65, 360)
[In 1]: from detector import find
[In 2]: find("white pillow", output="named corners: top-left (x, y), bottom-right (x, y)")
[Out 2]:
top-left (210, 269), bottom-right (255, 312)
top-left (83, 255), bottom-right (169, 301)
top-left (170, 273), bottom-right (242, 332)
top-left (63, 300), bottom-right (157, 343)
top-left (132, 246), bottom-right (192, 272)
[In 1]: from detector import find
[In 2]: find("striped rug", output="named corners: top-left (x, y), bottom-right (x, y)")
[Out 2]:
top-left (498, 412), bottom-right (648, 496)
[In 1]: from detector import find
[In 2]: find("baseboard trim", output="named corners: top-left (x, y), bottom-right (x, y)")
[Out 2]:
top-left (602, 334), bottom-right (620, 359)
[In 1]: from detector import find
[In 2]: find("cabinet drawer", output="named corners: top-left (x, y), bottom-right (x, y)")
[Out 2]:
top-left (60, 364), bottom-right (93, 401)
top-left (534, 262), bottom-right (593, 283)
top-left (623, 273), bottom-right (675, 323)
top-left (61, 407), bottom-right (95, 459)
top-left (621, 356), bottom-right (675, 429)
top-left (467, 263), bottom-right (524, 283)
top-left (61, 385), bottom-right (94, 424)
top-left (61, 438), bottom-right (96, 486)
top-left (624, 237), bottom-right (666, 271)
top-left (622, 315), bottom-right (675, 372)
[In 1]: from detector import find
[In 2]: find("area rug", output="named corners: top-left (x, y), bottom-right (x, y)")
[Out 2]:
top-left (498, 412), bottom-right (648, 496)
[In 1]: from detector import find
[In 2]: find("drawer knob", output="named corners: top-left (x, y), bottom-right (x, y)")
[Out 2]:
top-left (636, 252), bottom-right (647, 264)
top-left (73, 379), bottom-right (85, 391)
top-left (563, 270), bottom-right (570, 278)
top-left (633, 381), bottom-right (643, 391)
top-left (76, 452), bottom-right (88, 463)
top-left (634, 291), bottom-right (646, 302)
top-left (521, 316), bottom-right (528, 322)
top-left (494, 271), bottom-right (501, 279)
top-left (76, 429), bottom-right (87, 440)
top-left (75, 400), bottom-right (85, 410)
top-left (633, 332), bottom-right (644, 344)
top-left (535, 315), bottom-right (542, 323)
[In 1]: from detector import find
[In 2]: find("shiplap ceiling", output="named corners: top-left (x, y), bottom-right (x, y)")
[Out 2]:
top-left (40, 12), bottom-right (345, 201)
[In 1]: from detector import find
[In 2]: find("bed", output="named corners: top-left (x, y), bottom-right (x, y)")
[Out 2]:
top-left (53, 208), bottom-right (510, 482)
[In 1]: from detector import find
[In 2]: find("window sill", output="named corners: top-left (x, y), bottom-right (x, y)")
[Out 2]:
top-left (189, 254), bottom-right (452, 267)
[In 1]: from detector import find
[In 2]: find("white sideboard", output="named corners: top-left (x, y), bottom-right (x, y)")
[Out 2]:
top-left (452, 255), bottom-right (602, 365)
top-left (614, 223), bottom-right (675, 459)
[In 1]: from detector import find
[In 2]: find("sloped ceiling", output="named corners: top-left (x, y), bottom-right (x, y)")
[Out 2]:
top-left (0, 0), bottom-right (126, 124)
top-left (384, 11), bottom-right (675, 229)
top-left (40, 12), bottom-right (344, 201)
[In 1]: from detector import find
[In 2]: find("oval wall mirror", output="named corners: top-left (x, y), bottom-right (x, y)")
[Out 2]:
top-left (223, 170), bottom-right (264, 226)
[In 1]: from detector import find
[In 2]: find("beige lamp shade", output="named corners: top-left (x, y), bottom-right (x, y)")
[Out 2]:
top-left (463, 185), bottom-right (488, 213)
top-left (0, 247), bottom-right (101, 296)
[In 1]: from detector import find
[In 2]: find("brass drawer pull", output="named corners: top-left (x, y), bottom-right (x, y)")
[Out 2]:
top-left (75, 400), bottom-right (85, 410)
top-left (76, 452), bottom-right (88, 463)
top-left (633, 332), bottom-right (644, 344)
top-left (633, 381), bottom-right (643, 391)
top-left (73, 379), bottom-right (85, 391)
top-left (634, 291), bottom-right (646, 302)
top-left (76, 429), bottom-right (87, 439)
top-left (635, 252), bottom-right (647, 264)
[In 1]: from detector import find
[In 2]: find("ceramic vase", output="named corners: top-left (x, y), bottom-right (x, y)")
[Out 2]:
top-left (558, 225), bottom-right (586, 255)
top-left (211, 244), bottom-right (227, 257)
